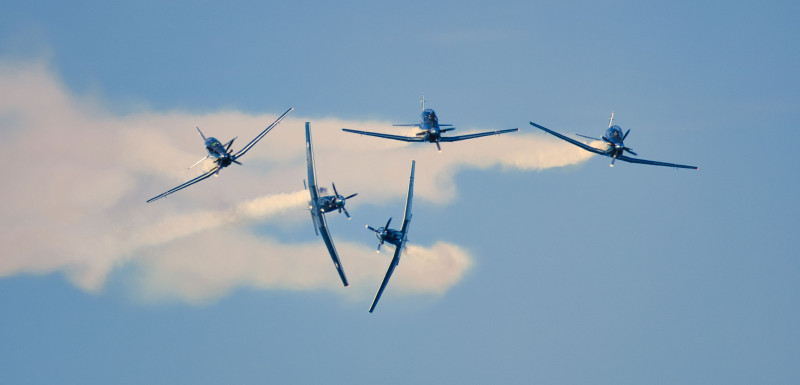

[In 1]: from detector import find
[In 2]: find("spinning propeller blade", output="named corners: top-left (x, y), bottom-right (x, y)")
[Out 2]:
top-left (225, 137), bottom-right (237, 152)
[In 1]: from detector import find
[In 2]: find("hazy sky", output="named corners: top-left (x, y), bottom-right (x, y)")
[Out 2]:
top-left (1, 1), bottom-right (798, 384)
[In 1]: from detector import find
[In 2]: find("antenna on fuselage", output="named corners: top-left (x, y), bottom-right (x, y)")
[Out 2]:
top-left (420, 93), bottom-right (425, 111)
top-left (608, 111), bottom-right (615, 128)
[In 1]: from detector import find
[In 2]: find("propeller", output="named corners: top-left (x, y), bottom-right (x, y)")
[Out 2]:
top-left (225, 137), bottom-right (237, 152)
top-left (367, 217), bottom-right (392, 252)
top-left (330, 182), bottom-right (357, 219)
top-left (435, 141), bottom-right (442, 152)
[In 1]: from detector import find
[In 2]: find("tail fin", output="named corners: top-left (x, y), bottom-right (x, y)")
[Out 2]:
top-left (420, 93), bottom-right (425, 110)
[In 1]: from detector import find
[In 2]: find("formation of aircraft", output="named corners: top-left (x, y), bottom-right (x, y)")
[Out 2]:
top-left (147, 102), bottom-right (699, 312)
top-left (342, 96), bottom-right (519, 151)
top-left (366, 160), bottom-right (415, 313)
top-left (146, 107), bottom-right (294, 203)
top-left (304, 122), bottom-right (356, 287)
top-left (530, 113), bottom-right (698, 170)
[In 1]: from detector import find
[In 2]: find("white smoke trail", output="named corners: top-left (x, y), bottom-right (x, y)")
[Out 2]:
top-left (0, 59), bottom-right (591, 303)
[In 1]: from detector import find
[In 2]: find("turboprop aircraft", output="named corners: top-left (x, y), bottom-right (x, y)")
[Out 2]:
top-left (530, 113), bottom-right (698, 169)
top-left (146, 107), bottom-right (294, 203)
top-left (305, 122), bottom-right (356, 287)
top-left (366, 160), bottom-right (415, 313)
top-left (342, 95), bottom-right (518, 151)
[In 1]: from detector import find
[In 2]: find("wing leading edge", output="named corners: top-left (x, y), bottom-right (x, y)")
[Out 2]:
top-left (306, 122), bottom-right (349, 287)
top-left (146, 165), bottom-right (221, 203)
top-left (341, 128), bottom-right (425, 142)
top-left (529, 121), bottom-right (606, 155)
top-left (233, 107), bottom-right (294, 159)
top-left (369, 160), bottom-right (415, 313)
top-left (616, 155), bottom-right (698, 170)
top-left (438, 128), bottom-right (519, 142)
top-left (317, 212), bottom-right (349, 286)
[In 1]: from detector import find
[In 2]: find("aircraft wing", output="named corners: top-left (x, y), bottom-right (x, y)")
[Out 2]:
top-left (369, 160), bottom-right (415, 313)
top-left (146, 165), bottom-right (221, 203)
top-left (616, 154), bottom-right (698, 170)
top-left (317, 211), bottom-right (350, 287)
top-left (399, 161), bottom-right (415, 237)
top-left (438, 128), bottom-right (519, 142)
top-left (369, 240), bottom-right (402, 313)
top-left (306, 122), bottom-right (320, 202)
top-left (306, 122), bottom-right (349, 287)
top-left (342, 129), bottom-right (425, 142)
top-left (232, 107), bottom-right (293, 159)
top-left (529, 122), bottom-right (607, 155)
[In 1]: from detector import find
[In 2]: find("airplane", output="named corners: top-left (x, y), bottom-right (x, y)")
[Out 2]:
top-left (342, 95), bottom-right (519, 151)
top-left (146, 107), bottom-right (294, 203)
top-left (305, 122), bottom-right (357, 287)
top-left (529, 113), bottom-right (698, 169)
top-left (366, 160), bottom-right (415, 313)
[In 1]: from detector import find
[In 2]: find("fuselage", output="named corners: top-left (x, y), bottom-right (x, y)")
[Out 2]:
top-left (317, 195), bottom-right (346, 213)
top-left (375, 227), bottom-right (403, 247)
top-left (419, 109), bottom-right (441, 142)
top-left (205, 137), bottom-right (233, 167)
top-left (603, 125), bottom-right (625, 157)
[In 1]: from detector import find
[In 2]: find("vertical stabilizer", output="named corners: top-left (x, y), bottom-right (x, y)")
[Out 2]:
top-left (196, 126), bottom-right (207, 141)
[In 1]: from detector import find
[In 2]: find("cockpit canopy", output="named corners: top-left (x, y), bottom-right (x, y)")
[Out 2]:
top-left (605, 125), bottom-right (623, 142)
top-left (421, 109), bottom-right (438, 126)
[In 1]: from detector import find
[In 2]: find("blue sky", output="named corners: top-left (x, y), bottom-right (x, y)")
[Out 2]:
top-left (1, 1), bottom-right (798, 384)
